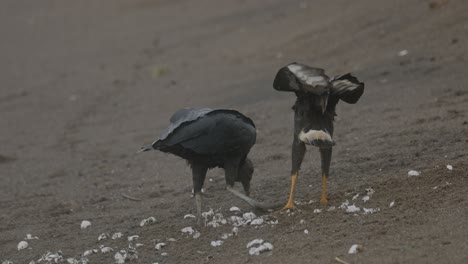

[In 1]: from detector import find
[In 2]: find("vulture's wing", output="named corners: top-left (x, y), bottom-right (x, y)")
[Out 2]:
top-left (159, 107), bottom-right (213, 141)
top-left (179, 110), bottom-right (256, 155)
top-left (273, 62), bottom-right (330, 95)
top-left (330, 73), bottom-right (364, 104)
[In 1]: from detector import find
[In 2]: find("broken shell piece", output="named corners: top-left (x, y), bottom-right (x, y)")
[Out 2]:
top-left (80, 220), bottom-right (91, 229)
top-left (232, 227), bottom-right (239, 236)
top-left (127, 235), bottom-right (139, 242)
top-left (97, 233), bottom-right (109, 241)
top-left (447, 165), bottom-right (453, 170)
top-left (363, 208), bottom-right (380, 214)
top-left (192, 232), bottom-right (201, 239)
top-left (25, 234), bottom-right (39, 240)
top-left (362, 196), bottom-right (370, 202)
top-left (352, 194), bottom-right (359, 200)
top-left (114, 251), bottom-right (126, 264)
top-left (155, 243), bottom-right (166, 250)
top-left (408, 170), bottom-right (420, 177)
top-left (365, 188), bottom-right (375, 196)
top-left (210, 240), bottom-right (223, 247)
top-left (249, 242), bottom-right (273, 256)
top-left (112, 232), bottom-right (123, 239)
top-left (250, 218), bottom-right (264, 225)
top-left (221, 233), bottom-right (230, 240)
top-left (327, 206), bottom-right (336, 211)
top-left (140, 217), bottom-right (156, 227)
top-left (246, 239), bottom-right (264, 248)
top-left (135, 243), bottom-right (144, 248)
top-left (300, 219), bottom-right (306, 224)
top-left (161, 252), bottom-right (168, 256)
top-left (83, 250), bottom-right (96, 257)
top-left (100, 246), bottom-right (113, 253)
top-left (389, 201), bottom-right (395, 208)
top-left (304, 229), bottom-right (309, 234)
top-left (17, 241), bottom-right (29, 250)
top-left (229, 206), bottom-right (241, 212)
top-left (184, 214), bottom-right (196, 219)
top-left (313, 209), bottom-right (322, 213)
top-left (201, 209), bottom-right (214, 218)
top-left (243, 212), bottom-right (256, 221)
top-left (345, 205), bottom-right (360, 213)
top-left (348, 244), bottom-right (363, 254)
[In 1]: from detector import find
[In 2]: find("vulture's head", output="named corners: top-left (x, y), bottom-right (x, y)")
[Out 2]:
top-left (236, 158), bottom-right (254, 196)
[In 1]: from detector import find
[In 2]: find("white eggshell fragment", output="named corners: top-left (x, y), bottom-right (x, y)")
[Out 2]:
top-left (139, 217), bottom-right (156, 227)
top-left (246, 239), bottom-right (264, 248)
top-left (155, 243), bottom-right (166, 250)
top-left (112, 232), bottom-right (123, 239)
top-left (408, 170), bottom-right (420, 177)
top-left (348, 244), bottom-right (363, 254)
top-left (17, 241), bottom-right (29, 250)
top-left (80, 220), bottom-right (91, 229)
top-left (210, 240), bottom-right (223, 247)
top-left (447, 165), bottom-right (453, 170)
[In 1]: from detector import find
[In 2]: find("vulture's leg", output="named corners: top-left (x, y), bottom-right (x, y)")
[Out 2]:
top-left (283, 134), bottom-right (306, 210)
top-left (192, 164), bottom-right (208, 220)
top-left (319, 147), bottom-right (332, 205)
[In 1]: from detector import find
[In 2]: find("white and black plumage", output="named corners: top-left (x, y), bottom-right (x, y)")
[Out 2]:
top-left (140, 107), bottom-right (262, 217)
top-left (273, 62), bottom-right (364, 209)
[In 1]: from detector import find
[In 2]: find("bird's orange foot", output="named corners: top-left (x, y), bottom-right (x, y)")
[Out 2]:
top-left (280, 199), bottom-right (296, 211)
top-left (320, 197), bottom-right (328, 206)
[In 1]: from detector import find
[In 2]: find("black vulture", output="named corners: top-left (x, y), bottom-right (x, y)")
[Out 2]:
top-left (139, 107), bottom-right (264, 217)
top-left (273, 62), bottom-right (365, 209)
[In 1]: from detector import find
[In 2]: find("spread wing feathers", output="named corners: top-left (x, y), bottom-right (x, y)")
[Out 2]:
top-left (273, 62), bottom-right (330, 95)
top-left (156, 110), bottom-right (256, 155)
top-left (330, 73), bottom-right (364, 104)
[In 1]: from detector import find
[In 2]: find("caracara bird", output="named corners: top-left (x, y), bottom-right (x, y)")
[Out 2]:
top-left (273, 62), bottom-right (364, 209)
top-left (139, 108), bottom-right (261, 217)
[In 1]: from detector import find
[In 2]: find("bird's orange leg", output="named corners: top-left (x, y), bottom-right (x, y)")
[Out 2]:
top-left (321, 174), bottom-right (328, 205)
top-left (282, 172), bottom-right (298, 210)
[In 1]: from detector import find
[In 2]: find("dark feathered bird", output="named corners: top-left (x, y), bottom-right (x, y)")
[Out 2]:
top-left (273, 62), bottom-right (364, 209)
top-left (140, 107), bottom-right (261, 217)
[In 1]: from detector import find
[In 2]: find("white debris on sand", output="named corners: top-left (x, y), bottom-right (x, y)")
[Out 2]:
top-left (408, 170), bottom-right (420, 177)
top-left (181, 227), bottom-right (200, 238)
top-left (363, 208), bottom-right (380, 214)
top-left (135, 243), bottom-right (144, 248)
top-left (83, 249), bottom-right (98, 257)
top-left (339, 200), bottom-right (350, 209)
top-left (229, 206), bottom-right (241, 212)
top-left (352, 194), bottom-right (359, 200)
top-left (398, 49), bottom-right (409, 56)
top-left (17, 241), bottom-right (29, 250)
top-left (232, 227), bottom-right (239, 236)
top-left (114, 251), bottom-right (126, 264)
top-left (348, 244), bottom-right (363, 254)
top-left (366, 188), bottom-right (375, 196)
top-left (327, 206), bottom-right (336, 211)
top-left (313, 209), bottom-right (322, 213)
top-left (38, 251), bottom-right (64, 263)
top-left (206, 213), bottom-right (227, 228)
top-left (161, 252), bottom-right (168, 256)
top-left (112, 232), bottom-right (123, 239)
top-left (184, 214), bottom-right (196, 219)
top-left (100, 246), bottom-right (113, 254)
top-left (210, 240), bottom-right (224, 247)
top-left (345, 204), bottom-right (361, 213)
top-left (446, 165), bottom-right (453, 170)
top-left (201, 209), bottom-right (214, 218)
top-left (248, 242), bottom-right (274, 256)
top-left (300, 219), bottom-right (306, 224)
top-left (25, 234), bottom-right (39, 240)
top-left (80, 220), bottom-right (91, 229)
top-left (246, 239), bottom-right (264, 248)
top-left (97, 233), bottom-right (109, 241)
top-left (155, 243), bottom-right (166, 250)
top-left (127, 235), bottom-right (139, 242)
top-left (362, 195), bottom-right (370, 202)
top-left (221, 233), bottom-right (230, 240)
top-left (389, 201), bottom-right (395, 208)
top-left (242, 212), bottom-right (256, 222)
top-left (304, 229), bottom-right (309, 235)
top-left (140, 217), bottom-right (156, 227)
top-left (250, 218), bottom-right (264, 225)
